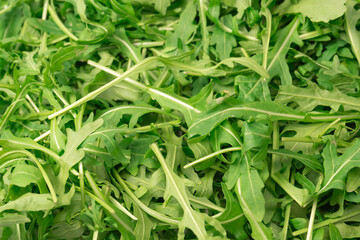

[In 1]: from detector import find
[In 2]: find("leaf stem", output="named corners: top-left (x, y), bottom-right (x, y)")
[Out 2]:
top-left (42, 0), bottom-right (49, 20)
top-left (306, 175), bottom-right (323, 240)
top-left (48, 57), bottom-right (156, 119)
top-left (183, 147), bottom-right (242, 169)
top-left (198, 0), bottom-right (209, 56)
top-left (47, 4), bottom-right (79, 41)
top-left (15, 150), bottom-right (57, 204)
top-left (306, 197), bottom-right (318, 240)
top-left (299, 29), bottom-right (331, 40)
top-left (79, 162), bottom-right (85, 208)
top-left (293, 207), bottom-right (360, 236)
top-left (111, 169), bottom-right (180, 225)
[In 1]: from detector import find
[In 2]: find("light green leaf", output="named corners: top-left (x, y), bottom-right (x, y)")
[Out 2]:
top-left (336, 222), bottom-right (360, 238)
top-left (9, 163), bottom-right (46, 190)
top-left (0, 214), bottom-right (30, 227)
top-left (329, 223), bottom-right (342, 240)
top-left (50, 118), bottom-right (66, 154)
top-left (188, 99), bottom-right (306, 140)
top-left (0, 193), bottom-right (54, 213)
top-left (210, 26), bottom-right (236, 60)
top-left (50, 45), bottom-right (86, 72)
top-left (272, 172), bottom-right (311, 207)
top-left (275, 0), bottom-right (346, 23)
top-left (223, 0), bottom-right (250, 19)
top-left (216, 183), bottom-right (247, 240)
top-left (267, 17), bottom-right (300, 85)
top-left (276, 81), bottom-right (360, 112)
top-left (154, 0), bottom-right (171, 15)
top-left (346, 168), bottom-right (360, 192)
top-left (318, 140), bottom-right (360, 194)
top-left (268, 149), bottom-right (323, 172)
top-left (133, 204), bottom-right (153, 240)
top-left (238, 152), bottom-right (266, 221)
top-left (55, 119), bottom-right (103, 194)
top-left (150, 143), bottom-right (226, 240)
top-left (345, 0), bottom-right (360, 65)
top-left (235, 178), bottom-right (273, 240)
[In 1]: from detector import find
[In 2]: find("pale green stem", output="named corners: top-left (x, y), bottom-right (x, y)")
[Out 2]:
top-left (34, 130), bottom-right (51, 142)
top-left (318, 118), bottom-right (341, 138)
top-left (281, 170), bottom-right (295, 240)
top-left (16, 224), bottom-right (21, 240)
top-left (293, 207), bottom-right (360, 236)
top-left (112, 169), bottom-right (180, 225)
top-left (48, 57), bottom-right (155, 119)
top-left (92, 231), bottom-right (99, 240)
top-left (79, 162), bottom-right (85, 208)
top-left (17, 150), bottom-right (57, 204)
top-left (25, 95), bottom-right (40, 113)
top-left (198, 0), bottom-right (209, 56)
top-left (0, 3), bottom-right (12, 15)
top-left (299, 29), bottom-right (331, 40)
top-left (183, 147), bottom-right (242, 169)
top-left (42, 0), bottom-right (49, 20)
top-left (306, 198), bottom-right (318, 240)
top-left (109, 197), bottom-right (137, 221)
top-left (132, 41), bottom-right (165, 47)
top-left (47, 4), bottom-right (79, 41)
top-left (306, 176), bottom-right (323, 240)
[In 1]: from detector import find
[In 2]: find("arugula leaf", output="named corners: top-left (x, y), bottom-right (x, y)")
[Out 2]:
top-left (2, 1), bottom-right (360, 238)
top-left (235, 178), bottom-right (273, 240)
top-left (275, 0), bottom-right (346, 23)
top-left (318, 140), bottom-right (360, 195)
top-left (210, 25), bottom-right (236, 60)
top-left (276, 81), bottom-right (360, 112)
top-left (345, 0), bottom-right (360, 65)
top-left (0, 193), bottom-right (54, 213)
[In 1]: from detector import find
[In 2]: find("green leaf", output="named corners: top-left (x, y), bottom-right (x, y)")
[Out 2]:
top-left (0, 193), bottom-right (54, 213)
top-left (150, 143), bottom-right (226, 240)
top-left (47, 221), bottom-right (85, 239)
top-left (9, 163), bottom-right (46, 190)
top-left (0, 131), bottom-right (60, 161)
top-left (336, 222), bottom-right (360, 238)
top-left (0, 214), bottom-right (30, 227)
top-left (318, 140), bottom-right (360, 194)
top-left (235, 178), bottom-right (273, 240)
top-left (188, 99), bottom-right (306, 140)
top-left (210, 121), bottom-right (242, 163)
top-left (329, 223), bottom-right (342, 240)
top-left (133, 203), bottom-right (153, 240)
top-left (269, 149), bottom-right (323, 172)
top-left (166, 1), bottom-right (197, 50)
top-left (345, 0), bottom-right (360, 65)
top-left (243, 121), bottom-right (271, 151)
top-left (275, 0), bottom-right (346, 23)
top-left (276, 81), bottom-right (360, 112)
top-left (266, 17), bottom-right (300, 86)
top-left (216, 184), bottom-right (247, 240)
top-left (210, 25), bottom-right (236, 60)
top-left (50, 118), bottom-right (66, 154)
top-left (55, 119), bottom-right (103, 195)
top-left (50, 45), bottom-right (86, 72)
top-left (238, 152), bottom-right (266, 221)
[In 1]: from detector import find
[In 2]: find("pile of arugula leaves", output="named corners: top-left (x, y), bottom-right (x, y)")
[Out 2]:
top-left (1, 0), bottom-right (360, 239)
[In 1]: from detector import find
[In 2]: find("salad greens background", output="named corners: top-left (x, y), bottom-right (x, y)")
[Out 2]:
top-left (1, 0), bottom-right (360, 239)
